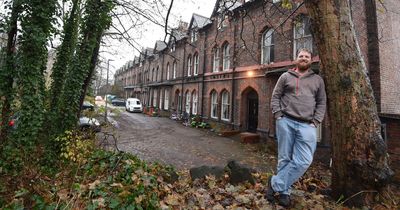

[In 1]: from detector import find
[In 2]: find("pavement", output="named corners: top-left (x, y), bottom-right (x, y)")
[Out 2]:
top-left (101, 111), bottom-right (276, 172)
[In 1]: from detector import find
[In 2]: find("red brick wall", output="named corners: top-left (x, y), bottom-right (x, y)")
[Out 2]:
top-left (376, 0), bottom-right (400, 115)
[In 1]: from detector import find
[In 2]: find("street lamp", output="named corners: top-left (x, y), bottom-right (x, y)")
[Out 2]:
top-left (105, 59), bottom-right (113, 123)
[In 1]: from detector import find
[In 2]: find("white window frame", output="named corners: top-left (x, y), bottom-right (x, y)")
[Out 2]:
top-left (185, 92), bottom-right (191, 114)
top-left (211, 91), bottom-right (218, 119)
top-left (164, 89), bottom-right (169, 110)
top-left (187, 56), bottom-right (192, 76)
top-left (223, 44), bottom-right (230, 70)
top-left (152, 90), bottom-right (157, 107)
top-left (192, 91), bottom-right (198, 115)
top-left (159, 90), bottom-right (163, 109)
top-left (213, 48), bottom-right (220, 72)
top-left (191, 30), bottom-right (198, 42)
top-left (173, 61), bottom-right (177, 79)
top-left (293, 16), bottom-right (313, 59)
top-left (166, 63), bottom-right (170, 80)
top-left (193, 54), bottom-right (199, 75)
top-left (177, 92), bottom-right (182, 112)
top-left (261, 29), bottom-right (274, 64)
top-left (221, 91), bottom-right (230, 121)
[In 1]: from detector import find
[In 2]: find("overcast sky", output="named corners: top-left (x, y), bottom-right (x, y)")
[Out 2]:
top-left (102, 0), bottom-right (216, 75)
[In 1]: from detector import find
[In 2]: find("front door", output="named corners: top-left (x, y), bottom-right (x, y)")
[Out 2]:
top-left (247, 94), bottom-right (258, 132)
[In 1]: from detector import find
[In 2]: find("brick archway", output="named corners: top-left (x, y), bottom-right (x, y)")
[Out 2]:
top-left (241, 87), bottom-right (259, 132)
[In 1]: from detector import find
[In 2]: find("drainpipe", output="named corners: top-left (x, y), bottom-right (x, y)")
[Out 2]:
top-left (201, 29), bottom-right (207, 116)
top-left (230, 17), bottom-right (237, 130)
top-left (181, 40), bottom-right (186, 114)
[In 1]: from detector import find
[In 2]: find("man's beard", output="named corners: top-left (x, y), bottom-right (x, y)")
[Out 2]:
top-left (297, 61), bottom-right (311, 71)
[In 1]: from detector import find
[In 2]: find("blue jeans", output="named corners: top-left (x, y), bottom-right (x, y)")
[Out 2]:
top-left (271, 116), bottom-right (317, 195)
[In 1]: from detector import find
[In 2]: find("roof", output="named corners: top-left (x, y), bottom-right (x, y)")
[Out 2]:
top-left (189, 13), bottom-right (212, 29)
top-left (154, 40), bottom-right (167, 52)
top-left (212, 0), bottom-right (243, 17)
top-left (169, 28), bottom-right (186, 43)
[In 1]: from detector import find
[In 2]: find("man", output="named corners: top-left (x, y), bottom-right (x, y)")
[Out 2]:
top-left (267, 48), bottom-right (326, 207)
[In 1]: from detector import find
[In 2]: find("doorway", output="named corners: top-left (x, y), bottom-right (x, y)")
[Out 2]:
top-left (247, 90), bottom-right (258, 132)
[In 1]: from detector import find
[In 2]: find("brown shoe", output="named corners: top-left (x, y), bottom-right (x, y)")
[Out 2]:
top-left (265, 176), bottom-right (275, 202)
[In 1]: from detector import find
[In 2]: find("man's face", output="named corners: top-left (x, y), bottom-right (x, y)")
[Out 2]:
top-left (296, 51), bottom-right (312, 71)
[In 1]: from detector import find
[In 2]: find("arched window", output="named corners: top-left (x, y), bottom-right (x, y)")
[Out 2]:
top-left (293, 15), bottom-right (312, 59)
top-left (152, 89), bottom-right (158, 107)
top-left (156, 66), bottom-right (159, 81)
top-left (159, 89), bottom-right (163, 109)
top-left (192, 91), bottom-right (198, 115)
top-left (211, 91), bottom-right (218, 119)
top-left (222, 43), bottom-right (230, 70)
top-left (173, 61), bottom-right (177, 79)
top-left (187, 55), bottom-right (192, 76)
top-left (166, 63), bottom-right (170, 80)
top-left (212, 47), bottom-right (220, 72)
top-left (261, 28), bottom-right (274, 64)
top-left (164, 89), bottom-right (169, 110)
top-left (185, 91), bottom-right (191, 114)
top-left (221, 90), bottom-right (230, 121)
top-left (193, 53), bottom-right (199, 75)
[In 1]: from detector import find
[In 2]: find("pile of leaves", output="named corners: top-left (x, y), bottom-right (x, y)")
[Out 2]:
top-left (0, 131), bottom-right (399, 209)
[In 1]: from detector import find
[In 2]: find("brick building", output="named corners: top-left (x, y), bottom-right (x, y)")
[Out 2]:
top-left (114, 0), bottom-right (399, 170)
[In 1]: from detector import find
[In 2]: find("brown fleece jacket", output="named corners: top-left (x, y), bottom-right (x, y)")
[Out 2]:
top-left (271, 68), bottom-right (326, 125)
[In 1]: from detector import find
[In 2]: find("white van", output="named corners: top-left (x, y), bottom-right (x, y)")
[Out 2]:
top-left (125, 98), bottom-right (143, 113)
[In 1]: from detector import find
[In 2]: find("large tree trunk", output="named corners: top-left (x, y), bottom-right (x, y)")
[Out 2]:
top-left (0, 1), bottom-right (20, 141)
top-left (304, 0), bottom-right (393, 206)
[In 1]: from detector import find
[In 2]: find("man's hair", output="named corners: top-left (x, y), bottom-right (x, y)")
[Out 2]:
top-left (297, 48), bottom-right (312, 57)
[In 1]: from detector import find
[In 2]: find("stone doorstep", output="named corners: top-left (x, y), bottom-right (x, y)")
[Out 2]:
top-left (220, 130), bottom-right (241, 137)
top-left (240, 132), bottom-right (260, 144)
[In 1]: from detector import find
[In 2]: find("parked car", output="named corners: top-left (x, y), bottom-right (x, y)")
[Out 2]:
top-left (111, 98), bottom-right (125, 106)
top-left (95, 96), bottom-right (103, 101)
top-left (82, 101), bottom-right (95, 111)
top-left (79, 116), bottom-right (101, 132)
top-left (125, 98), bottom-right (143, 113)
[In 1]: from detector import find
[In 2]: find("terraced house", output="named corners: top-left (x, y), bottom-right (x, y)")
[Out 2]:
top-left (114, 0), bottom-right (400, 154)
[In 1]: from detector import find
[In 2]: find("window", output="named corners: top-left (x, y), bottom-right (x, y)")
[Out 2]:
top-left (221, 91), bottom-right (230, 121)
top-left (152, 68), bottom-right (155, 81)
top-left (166, 63), bottom-right (170, 80)
top-left (177, 92), bottom-right (182, 112)
top-left (193, 54), bottom-right (199, 75)
top-left (187, 56), bottom-right (192, 76)
top-left (164, 89), bottom-right (169, 110)
top-left (152, 90), bottom-right (157, 107)
top-left (191, 30), bottom-right (198, 42)
top-left (223, 43), bottom-right (230, 70)
top-left (293, 15), bottom-right (313, 59)
top-left (192, 91), bottom-right (197, 115)
top-left (217, 14), bottom-right (228, 30)
top-left (159, 90), bottom-right (163, 109)
top-left (211, 91), bottom-right (218, 119)
top-left (185, 92), bottom-right (191, 114)
top-left (170, 43), bottom-right (176, 52)
top-left (156, 66), bottom-right (159, 82)
top-left (173, 61), bottom-right (177, 79)
top-left (212, 47), bottom-right (220, 72)
top-left (261, 29), bottom-right (275, 64)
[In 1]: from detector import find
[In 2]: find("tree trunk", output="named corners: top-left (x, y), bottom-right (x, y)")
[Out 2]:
top-left (78, 34), bottom-right (101, 115)
top-left (0, 1), bottom-right (20, 141)
top-left (304, 0), bottom-right (393, 206)
top-left (15, 0), bottom-right (57, 144)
